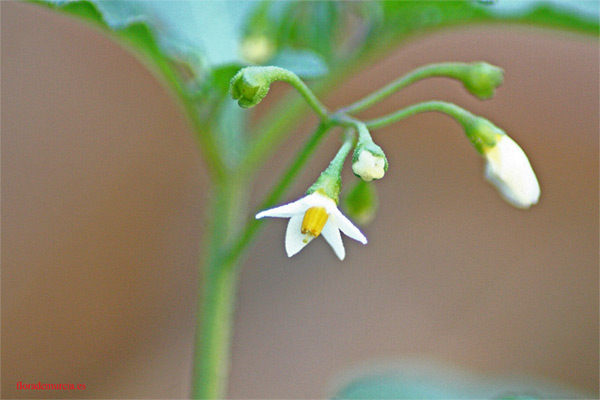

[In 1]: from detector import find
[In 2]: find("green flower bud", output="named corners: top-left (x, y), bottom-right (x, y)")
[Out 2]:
top-left (463, 62), bottom-right (504, 100)
top-left (352, 123), bottom-right (388, 181)
top-left (229, 67), bottom-right (272, 108)
top-left (343, 180), bottom-right (378, 226)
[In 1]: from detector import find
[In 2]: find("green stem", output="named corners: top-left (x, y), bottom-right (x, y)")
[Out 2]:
top-left (323, 129), bottom-right (354, 177)
top-left (192, 179), bottom-right (247, 399)
top-left (364, 100), bottom-right (474, 130)
top-left (265, 67), bottom-right (330, 120)
top-left (192, 258), bottom-right (239, 399)
top-left (342, 62), bottom-right (471, 114)
top-left (307, 129), bottom-right (354, 200)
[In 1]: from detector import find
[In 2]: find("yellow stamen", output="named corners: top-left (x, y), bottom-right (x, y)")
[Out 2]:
top-left (301, 207), bottom-right (329, 238)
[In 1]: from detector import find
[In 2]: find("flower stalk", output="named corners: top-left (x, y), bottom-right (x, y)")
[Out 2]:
top-left (342, 61), bottom-right (503, 115)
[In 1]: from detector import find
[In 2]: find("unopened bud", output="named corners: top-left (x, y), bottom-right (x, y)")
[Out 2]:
top-left (483, 134), bottom-right (540, 209)
top-left (352, 149), bottom-right (387, 182)
top-left (230, 67), bottom-right (272, 108)
top-left (463, 62), bottom-right (504, 100)
top-left (352, 123), bottom-right (388, 182)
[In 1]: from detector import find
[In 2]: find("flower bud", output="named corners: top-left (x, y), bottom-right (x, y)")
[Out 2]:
top-left (229, 67), bottom-right (272, 108)
top-left (352, 148), bottom-right (387, 182)
top-left (352, 123), bottom-right (388, 182)
top-left (463, 62), bottom-right (504, 100)
top-left (483, 134), bottom-right (540, 209)
top-left (343, 180), bottom-right (378, 226)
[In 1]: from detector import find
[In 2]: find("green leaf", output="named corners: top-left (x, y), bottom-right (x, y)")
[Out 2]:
top-left (31, 0), bottom-right (258, 87)
top-left (331, 362), bottom-right (591, 399)
top-left (267, 48), bottom-right (328, 79)
top-left (31, 0), bottom-right (598, 97)
top-left (371, 0), bottom-right (598, 48)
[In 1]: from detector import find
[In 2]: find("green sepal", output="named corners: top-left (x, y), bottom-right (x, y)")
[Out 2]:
top-left (462, 116), bottom-right (503, 154)
top-left (306, 176), bottom-right (341, 204)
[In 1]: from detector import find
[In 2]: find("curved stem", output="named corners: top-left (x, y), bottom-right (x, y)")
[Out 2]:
top-left (273, 68), bottom-right (330, 120)
top-left (364, 100), bottom-right (474, 130)
top-left (341, 62), bottom-right (470, 115)
top-left (323, 129), bottom-right (354, 176)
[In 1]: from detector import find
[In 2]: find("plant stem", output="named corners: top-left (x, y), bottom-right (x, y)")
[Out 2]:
top-left (265, 67), bottom-right (330, 120)
top-left (341, 62), bottom-right (471, 114)
top-left (192, 179), bottom-right (247, 399)
top-left (364, 100), bottom-right (474, 130)
top-left (192, 256), bottom-right (239, 399)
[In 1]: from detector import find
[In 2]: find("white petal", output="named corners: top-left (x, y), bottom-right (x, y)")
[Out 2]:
top-left (256, 199), bottom-right (305, 219)
top-left (484, 135), bottom-right (540, 209)
top-left (285, 214), bottom-right (314, 257)
top-left (330, 209), bottom-right (368, 244)
top-left (321, 220), bottom-right (345, 260)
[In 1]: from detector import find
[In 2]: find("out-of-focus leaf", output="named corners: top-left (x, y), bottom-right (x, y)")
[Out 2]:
top-left (267, 48), bottom-right (328, 79)
top-left (331, 361), bottom-right (590, 399)
top-left (31, 0), bottom-right (598, 96)
top-left (31, 0), bottom-right (258, 88)
top-left (215, 99), bottom-right (248, 169)
top-left (368, 0), bottom-right (598, 55)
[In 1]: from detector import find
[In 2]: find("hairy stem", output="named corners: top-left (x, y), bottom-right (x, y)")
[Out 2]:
top-left (341, 62), bottom-right (472, 114)
top-left (365, 100), bottom-right (474, 130)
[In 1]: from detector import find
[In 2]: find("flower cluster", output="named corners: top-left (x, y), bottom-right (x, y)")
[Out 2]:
top-left (236, 63), bottom-right (540, 261)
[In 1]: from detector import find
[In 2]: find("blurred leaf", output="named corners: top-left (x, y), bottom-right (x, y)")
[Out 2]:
top-left (331, 361), bottom-right (590, 399)
top-left (267, 48), bottom-right (328, 79)
top-left (215, 99), bottom-right (248, 169)
top-left (31, 0), bottom-right (598, 96)
top-left (367, 0), bottom-right (598, 53)
top-left (31, 0), bottom-right (258, 88)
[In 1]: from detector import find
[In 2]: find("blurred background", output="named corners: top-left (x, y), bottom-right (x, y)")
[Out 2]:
top-left (3, 1), bottom-right (598, 399)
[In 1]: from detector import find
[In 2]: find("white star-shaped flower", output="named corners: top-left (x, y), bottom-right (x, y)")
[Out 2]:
top-left (256, 192), bottom-right (367, 260)
top-left (484, 135), bottom-right (540, 209)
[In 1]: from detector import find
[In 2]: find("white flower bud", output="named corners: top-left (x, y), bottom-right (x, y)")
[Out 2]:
top-left (484, 135), bottom-right (540, 209)
top-left (352, 150), bottom-right (386, 182)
